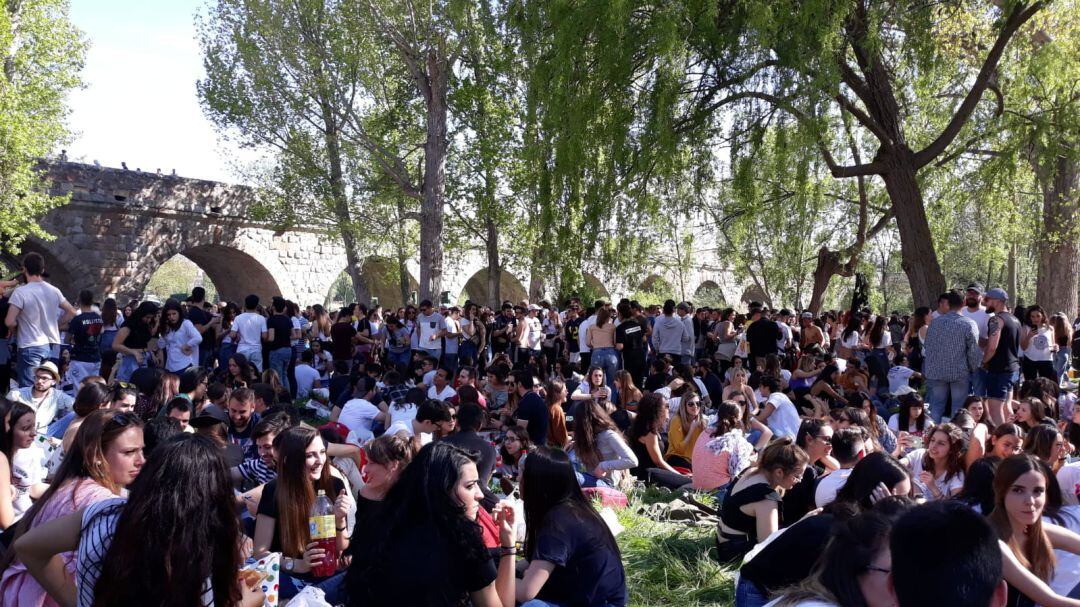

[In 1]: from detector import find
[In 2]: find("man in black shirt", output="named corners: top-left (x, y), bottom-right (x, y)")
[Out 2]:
top-left (440, 402), bottom-right (498, 508)
top-left (512, 370), bottom-right (549, 445)
top-left (186, 287), bottom-right (214, 369)
top-left (745, 306), bottom-right (781, 370)
top-left (491, 303), bottom-right (517, 356)
top-left (615, 301), bottom-right (647, 386)
top-left (981, 288), bottom-right (1021, 426)
top-left (67, 289), bottom-right (103, 390)
top-left (266, 297), bottom-right (295, 395)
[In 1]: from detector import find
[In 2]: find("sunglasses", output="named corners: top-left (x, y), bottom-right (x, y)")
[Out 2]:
top-left (816, 435), bottom-right (832, 443)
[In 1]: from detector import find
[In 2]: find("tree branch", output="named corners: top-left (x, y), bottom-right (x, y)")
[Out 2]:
top-left (912, 1), bottom-right (1046, 168)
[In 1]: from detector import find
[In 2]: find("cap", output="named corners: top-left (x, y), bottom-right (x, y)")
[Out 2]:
top-left (966, 282), bottom-right (985, 294)
top-left (527, 304), bottom-right (541, 311)
top-left (985, 287), bottom-right (1009, 301)
top-left (676, 301), bottom-right (690, 311)
top-left (34, 361), bottom-right (60, 381)
top-left (319, 422), bottom-right (349, 443)
top-left (800, 312), bottom-right (814, 319)
top-left (189, 404), bottom-right (230, 429)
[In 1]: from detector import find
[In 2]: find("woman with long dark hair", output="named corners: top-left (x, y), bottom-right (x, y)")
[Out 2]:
top-left (2, 403), bottom-right (47, 527)
top-left (989, 454), bottom-right (1080, 607)
top-left (832, 452), bottom-right (912, 511)
top-left (157, 298), bottom-right (202, 374)
top-left (767, 510), bottom-right (901, 607)
top-left (217, 302), bottom-right (240, 371)
top-left (900, 423), bottom-right (965, 500)
top-left (97, 299), bottom-right (122, 383)
top-left (903, 306), bottom-right (930, 373)
top-left (57, 383), bottom-right (111, 451)
top-left (253, 425), bottom-right (350, 598)
top-left (627, 394), bottom-right (691, 488)
top-left (345, 441), bottom-right (517, 606)
top-left (14, 434), bottom-right (261, 607)
top-left (1051, 312), bottom-right (1073, 385)
top-left (1021, 305), bottom-right (1056, 381)
top-left (111, 301), bottom-right (159, 382)
top-left (516, 448), bottom-right (626, 605)
top-left (862, 315), bottom-right (891, 393)
top-left (0, 410), bottom-right (143, 606)
top-left (568, 400), bottom-right (636, 490)
top-left (224, 353), bottom-right (258, 390)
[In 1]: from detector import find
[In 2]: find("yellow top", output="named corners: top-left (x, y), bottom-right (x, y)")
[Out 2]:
top-left (666, 414), bottom-right (703, 463)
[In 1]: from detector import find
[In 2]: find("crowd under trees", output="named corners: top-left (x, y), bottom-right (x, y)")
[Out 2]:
top-left (3, 0), bottom-right (1078, 315)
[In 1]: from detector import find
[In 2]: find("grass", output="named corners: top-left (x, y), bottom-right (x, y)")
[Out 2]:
top-left (613, 488), bottom-right (737, 606)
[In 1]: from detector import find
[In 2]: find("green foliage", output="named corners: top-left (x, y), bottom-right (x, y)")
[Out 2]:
top-left (0, 0), bottom-right (85, 253)
top-left (143, 256), bottom-right (218, 303)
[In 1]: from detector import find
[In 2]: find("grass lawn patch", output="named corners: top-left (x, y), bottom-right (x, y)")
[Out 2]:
top-left (614, 488), bottom-right (737, 606)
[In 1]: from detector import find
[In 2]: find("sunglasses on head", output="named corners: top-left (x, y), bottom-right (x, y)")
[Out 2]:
top-left (108, 412), bottom-right (140, 428)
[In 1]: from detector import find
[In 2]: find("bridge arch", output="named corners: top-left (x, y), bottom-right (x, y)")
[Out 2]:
top-left (458, 268), bottom-right (528, 307)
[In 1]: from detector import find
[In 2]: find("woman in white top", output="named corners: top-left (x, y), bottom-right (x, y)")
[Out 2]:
top-left (14, 434), bottom-right (263, 607)
top-left (157, 299), bottom-right (202, 373)
top-left (310, 339), bottom-right (334, 381)
top-left (1021, 304), bottom-right (1057, 381)
top-left (0, 403), bottom-right (47, 528)
top-left (837, 315), bottom-right (862, 359)
top-left (901, 423), bottom-right (965, 501)
top-left (862, 315), bottom-right (892, 394)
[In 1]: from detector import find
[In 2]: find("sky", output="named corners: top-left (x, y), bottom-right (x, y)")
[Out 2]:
top-left (64, 0), bottom-right (245, 183)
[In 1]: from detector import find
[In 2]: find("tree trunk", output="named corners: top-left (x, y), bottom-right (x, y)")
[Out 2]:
top-left (1034, 154), bottom-right (1080, 317)
top-left (881, 154), bottom-right (947, 307)
top-left (808, 247), bottom-right (843, 314)
top-left (418, 55), bottom-right (449, 303)
top-left (318, 98), bottom-right (368, 305)
top-left (395, 197), bottom-right (411, 307)
top-left (485, 213), bottom-right (501, 308)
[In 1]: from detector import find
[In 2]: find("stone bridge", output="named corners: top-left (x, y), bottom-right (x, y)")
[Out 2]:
top-left (4, 162), bottom-right (751, 308)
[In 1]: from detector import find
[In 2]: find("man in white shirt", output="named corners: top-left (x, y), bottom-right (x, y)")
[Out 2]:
top-left (232, 294), bottom-right (268, 372)
top-left (292, 350), bottom-right (322, 399)
top-left (756, 376), bottom-right (801, 439)
top-left (415, 299), bottom-right (446, 362)
top-left (959, 282), bottom-right (990, 396)
top-left (525, 304), bottom-right (544, 355)
top-left (4, 253), bottom-right (76, 387)
top-left (676, 302), bottom-right (696, 365)
top-left (386, 398), bottom-right (455, 450)
top-left (577, 304), bottom-right (597, 368)
top-left (427, 367), bottom-right (457, 401)
top-left (776, 309), bottom-right (794, 353)
top-left (814, 428), bottom-right (865, 508)
top-left (330, 376), bottom-right (384, 442)
top-left (7, 361), bottom-right (73, 432)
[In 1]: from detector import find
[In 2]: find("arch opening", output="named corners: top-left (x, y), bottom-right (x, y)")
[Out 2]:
top-left (142, 254), bottom-right (220, 304)
top-left (458, 268), bottom-right (528, 307)
top-left (142, 245), bottom-right (280, 305)
top-left (325, 257), bottom-right (419, 309)
top-left (631, 274), bottom-right (674, 306)
top-left (5, 240), bottom-right (82, 299)
top-left (693, 280), bottom-right (727, 308)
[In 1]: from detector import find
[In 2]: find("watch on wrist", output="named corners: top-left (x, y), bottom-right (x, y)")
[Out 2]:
top-left (285, 557), bottom-right (295, 572)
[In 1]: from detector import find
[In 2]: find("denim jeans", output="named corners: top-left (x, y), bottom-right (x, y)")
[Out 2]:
top-left (442, 352), bottom-right (459, 375)
top-left (735, 576), bottom-right (771, 607)
top-left (926, 378), bottom-right (969, 422)
top-left (592, 347), bottom-right (619, 391)
top-left (17, 344), bottom-right (52, 387)
top-left (521, 601), bottom-right (566, 607)
top-left (1055, 347), bottom-right (1072, 383)
top-left (115, 352), bottom-right (146, 382)
top-left (218, 342), bottom-right (237, 373)
top-left (269, 346), bottom-right (292, 394)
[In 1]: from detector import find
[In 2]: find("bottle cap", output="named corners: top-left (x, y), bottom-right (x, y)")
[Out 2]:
top-left (317, 489), bottom-right (326, 496)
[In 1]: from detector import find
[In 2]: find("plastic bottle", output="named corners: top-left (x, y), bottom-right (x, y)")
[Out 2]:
top-left (309, 490), bottom-right (338, 578)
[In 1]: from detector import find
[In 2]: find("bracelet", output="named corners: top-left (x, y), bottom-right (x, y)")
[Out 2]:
top-left (336, 526), bottom-right (347, 532)
top-left (498, 547), bottom-right (517, 557)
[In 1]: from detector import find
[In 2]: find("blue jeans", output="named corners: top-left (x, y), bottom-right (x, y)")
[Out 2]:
top-left (17, 344), bottom-right (51, 387)
top-left (735, 576), bottom-right (771, 607)
top-left (269, 346), bottom-right (292, 393)
top-left (521, 601), bottom-right (566, 607)
top-left (592, 347), bottom-right (619, 391)
top-left (1055, 347), bottom-right (1072, 383)
top-left (442, 352), bottom-right (459, 375)
top-left (115, 352), bottom-right (146, 382)
top-left (925, 378), bottom-right (969, 422)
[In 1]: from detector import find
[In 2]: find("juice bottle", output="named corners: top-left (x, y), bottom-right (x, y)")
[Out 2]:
top-left (309, 490), bottom-right (338, 578)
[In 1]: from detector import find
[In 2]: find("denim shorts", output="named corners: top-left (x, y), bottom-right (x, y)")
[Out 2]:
top-left (980, 368), bottom-right (1019, 400)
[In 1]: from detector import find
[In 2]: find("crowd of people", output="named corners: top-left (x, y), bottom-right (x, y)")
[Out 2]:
top-left (2, 250), bottom-right (1080, 606)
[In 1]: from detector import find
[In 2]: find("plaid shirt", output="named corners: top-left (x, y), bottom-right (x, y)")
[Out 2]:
top-left (923, 311), bottom-right (981, 382)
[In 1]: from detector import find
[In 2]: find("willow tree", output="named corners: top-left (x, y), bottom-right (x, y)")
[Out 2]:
top-left (516, 0), bottom-right (1047, 307)
top-left (0, 0), bottom-right (84, 253)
